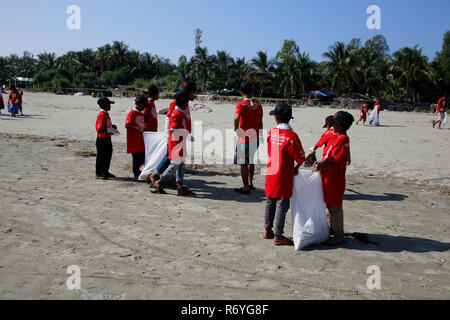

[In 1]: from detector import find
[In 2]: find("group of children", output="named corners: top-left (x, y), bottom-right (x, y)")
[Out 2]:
top-left (355, 97), bottom-right (382, 126)
top-left (0, 85), bottom-right (24, 117)
top-left (94, 80), bottom-right (354, 247)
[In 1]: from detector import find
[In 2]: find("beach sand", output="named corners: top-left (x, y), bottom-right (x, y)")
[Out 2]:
top-left (0, 92), bottom-right (449, 299)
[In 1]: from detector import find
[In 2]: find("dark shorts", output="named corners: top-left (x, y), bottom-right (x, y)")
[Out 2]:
top-left (0, 101), bottom-right (4, 110)
top-left (234, 139), bottom-right (260, 165)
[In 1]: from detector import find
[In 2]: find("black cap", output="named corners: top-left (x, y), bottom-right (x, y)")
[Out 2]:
top-left (323, 115), bottom-right (334, 128)
top-left (329, 111), bottom-right (355, 131)
top-left (135, 95), bottom-right (149, 106)
top-left (175, 89), bottom-right (190, 106)
top-left (97, 97), bottom-right (115, 107)
top-left (182, 80), bottom-right (197, 93)
top-left (270, 103), bottom-right (294, 120)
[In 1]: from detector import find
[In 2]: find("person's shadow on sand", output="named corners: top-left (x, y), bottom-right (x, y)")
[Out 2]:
top-left (310, 233), bottom-right (450, 253)
top-left (344, 188), bottom-right (408, 202)
top-left (186, 178), bottom-right (266, 203)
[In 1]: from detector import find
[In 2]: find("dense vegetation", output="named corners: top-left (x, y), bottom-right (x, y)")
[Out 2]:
top-left (1, 33), bottom-right (448, 102)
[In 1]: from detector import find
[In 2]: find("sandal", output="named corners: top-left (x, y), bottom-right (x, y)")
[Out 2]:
top-left (234, 187), bottom-right (250, 195)
top-left (177, 185), bottom-right (195, 195)
top-left (151, 189), bottom-right (167, 194)
top-left (274, 235), bottom-right (294, 246)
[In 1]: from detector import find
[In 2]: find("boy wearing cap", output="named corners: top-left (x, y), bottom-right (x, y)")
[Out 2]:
top-left (144, 85), bottom-right (159, 132)
top-left (356, 103), bottom-right (369, 126)
top-left (153, 90), bottom-right (193, 195)
top-left (95, 97), bottom-right (120, 179)
top-left (150, 81), bottom-right (196, 185)
top-left (125, 96), bottom-right (147, 179)
top-left (264, 104), bottom-right (306, 246)
top-left (234, 81), bottom-right (263, 195)
top-left (313, 111), bottom-right (354, 245)
top-left (309, 115), bottom-right (337, 159)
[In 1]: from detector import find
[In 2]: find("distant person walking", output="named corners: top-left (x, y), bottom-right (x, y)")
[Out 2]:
top-left (369, 98), bottom-right (382, 126)
top-left (8, 86), bottom-right (20, 117)
top-left (17, 85), bottom-right (24, 116)
top-left (432, 96), bottom-right (446, 129)
top-left (356, 103), bottom-right (369, 126)
top-left (0, 85), bottom-right (5, 115)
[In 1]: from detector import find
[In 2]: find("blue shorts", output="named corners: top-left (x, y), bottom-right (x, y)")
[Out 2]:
top-left (8, 104), bottom-right (20, 114)
top-left (234, 139), bottom-right (260, 165)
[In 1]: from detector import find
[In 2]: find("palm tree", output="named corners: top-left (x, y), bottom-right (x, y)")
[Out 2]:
top-left (251, 51), bottom-right (274, 97)
top-left (194, 46), bottom-right (213, 91)
top-left (322, 42), bottom-right (357, 94)
top-left (211, 50), bottom-right (234, 90)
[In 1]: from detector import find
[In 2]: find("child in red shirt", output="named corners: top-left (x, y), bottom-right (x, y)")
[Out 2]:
top-left (356, 103), bottom-right (369, 126)
top-left (310, 115), bottom-right (337, 159)
top-left (264, 104), bottom-right (306, 246)
top-left (234, 81), bottom-right (263, 195)
top-left (153, 90), bottom-right (194, 195)
top-left (125, 96), bottom-right (147, 179)
top-left (144, 85), bottom-right (159, 132)
top-left (433, 95), bottom-right (446, 129)
top-left (314, 111), bottom-right (354, 245)
top-left (95, 97), bottom-right (120, 179)
top-left (8, 86), bottom-right (20, 117)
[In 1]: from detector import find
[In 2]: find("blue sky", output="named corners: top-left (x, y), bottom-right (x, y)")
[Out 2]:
top-left (1, 0), bottom-right (449, 63)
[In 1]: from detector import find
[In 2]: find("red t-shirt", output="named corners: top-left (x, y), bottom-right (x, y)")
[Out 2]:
top-left (96, 110), bottom-right (112, 139)
top-left (321, 134), bottom-right (350, 206)
top-left (437, 98), bottom-right (446, 113)
top-left (125, 108), bottom-right (145, 154)
top-left (315, 128), bottom-right (337, 159)
top-left (168, 106), bottom-right (191, 161)
top-left (144, 99), bottom-right (158, 132)
top-left (167, 99), bottom-right (191, 119)
top-left (235, 99), bottom-right (263, 144)
top-left (9, 91), bottom-right (20, 105)
top-left (265, 125), bottom-right (306, 199)
top-left (360, 105), bottom-right (369, 119)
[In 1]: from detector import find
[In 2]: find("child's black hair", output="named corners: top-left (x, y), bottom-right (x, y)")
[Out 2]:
top-left (240, 81), bottom-right (253, 96)
top-left (277, 114), bottom-right (292, 124)
top-left (148, 84), bottom-right (159, 96)
top-left (175, 89), bottom-right (189, 107)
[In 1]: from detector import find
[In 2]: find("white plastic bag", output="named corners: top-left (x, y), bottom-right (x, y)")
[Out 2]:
top-left (138, 132), bottom-right (168, 181)
top-left (291, 170), bottom-right (330, 250)
top-left (443, 112), bottom-right (448, 126)
top-left (369, 105), bottom-right (379, 125)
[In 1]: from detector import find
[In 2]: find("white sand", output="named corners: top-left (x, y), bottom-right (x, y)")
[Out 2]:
top-left (0, 92), bottom-right (449, 299)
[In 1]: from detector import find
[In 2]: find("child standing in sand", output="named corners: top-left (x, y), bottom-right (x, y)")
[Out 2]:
top-left (314, 111), bottom-right (354, 245)
top-left (264, 104), bottom-right (306, 246)
top-left (356, 103), bottom-right (369, 126)
top-left (8, 86), bottom-right (20, 118)
top-left (17, 85), bottom-right (24, 116)
top-left (150, 81), bottom-right (196, 185)
top-left (153, 90), bottom-right (194, 195)
top-left (0, 85), bottom-right (5, 115)
top-left (432, 96), bottom-right (446, 129)
top-left (144, 85), bottom-right (159, 132)
top-left (234, 81), bottom-right (263, 195)
top-left (95, 97), bottom-right (120, 180)
top-left (125, 96), bottom-right (147, 179)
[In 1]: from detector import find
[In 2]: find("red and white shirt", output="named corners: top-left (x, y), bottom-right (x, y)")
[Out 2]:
top-left (265, 124), bottom-right (306, 199)
top-left (315, 128), bottom-right (338, 159)
top-left (144, 99), bottom-right (158, 132)
top-left (321, 134), bottom-right (350, 206)
top-left (360, 105), bottom-right (369, 119)
top-left (125, 108), bottom-right (145, 154)
top-left (374, 101), bottom-right (381, 115)
top-left (96, 110), bottom-right (113, 139)
top-left (235, 98), bottom-right (263, 144)
top-left (437, 98), bottom-right (446, 113)
top-left (168, 106), bottom-right (191, 161)
top-left (166, 99), bottom-right (191, 134)
top-left (9, 90), bottom-right (20, 105)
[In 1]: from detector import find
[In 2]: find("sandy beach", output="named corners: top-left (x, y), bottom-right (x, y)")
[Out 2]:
top-left (0, 92), bottom-right (449, 299)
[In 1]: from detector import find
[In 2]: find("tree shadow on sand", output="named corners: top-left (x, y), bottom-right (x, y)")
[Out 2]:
top-left (308, 232), bottom-right (450, 253)
top-left (343, 188), bottom-right (408, 202)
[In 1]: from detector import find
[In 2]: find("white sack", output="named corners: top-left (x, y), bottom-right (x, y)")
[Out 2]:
top-left (443, 112), bottom-right (448, 126)
top-left (369, 105), bottom-right (379, 125)
top-left (138, 132), bottom-right (168, 181)
top-left (291, 170), bottom-right (330, 250)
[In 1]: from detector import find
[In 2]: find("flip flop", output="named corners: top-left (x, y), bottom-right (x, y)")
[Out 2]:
top-left (151, 189), bottom-right (167, 194)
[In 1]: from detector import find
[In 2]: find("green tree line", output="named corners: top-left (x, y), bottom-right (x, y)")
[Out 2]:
top-left (0, 33), bottom-right (448, 102)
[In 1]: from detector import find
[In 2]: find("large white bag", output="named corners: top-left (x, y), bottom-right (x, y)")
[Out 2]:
top-left (443, 112), bottom-right (448, 126)
top-left (138, 132), bottom-right (168, 181)
top-left (369, 105), bottom-right (379, 125)
top-left (291, 170), bottom-right (330, 250)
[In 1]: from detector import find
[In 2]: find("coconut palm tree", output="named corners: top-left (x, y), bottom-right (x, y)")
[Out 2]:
top-left (251, 51), bottom-right (275, 97)
top-left (211, 50), bottom-right (234, 90)
top-left (194, 46), bottom-right (213, 91)
top-left (322, 42), bottom-right (357, 94)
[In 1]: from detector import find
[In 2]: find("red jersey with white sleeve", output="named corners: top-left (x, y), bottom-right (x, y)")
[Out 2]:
top-left (265, 124), bottom-right (306, 199)
top-left (437, 98), bottom-right (446, 113)
top-left (235, 98), bottom-right (263, 144)
top-left (360, 105), bottom-right (369, 119)
top-left (96, 110), bottom-right (113, 139)
top-left (9, 91), bottom-right (20, 105)
top-left (144, 99), bottom-right (158, 132)
top-left (168, 106), bottom-right (191, 161)
top-left (125, 108), bottom-right (145, 154)
top-left (320, 134), bottom-right (350, 206)
top-left (315, 128), bottom-right (337, 159)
